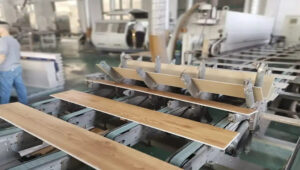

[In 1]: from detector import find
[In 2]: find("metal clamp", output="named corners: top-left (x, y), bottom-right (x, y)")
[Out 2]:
top-left (244, 80), bottom-right (255, 109)
top-left (198, 60), bottom-right (206, 79)
top-left (228, 114), bottom-right (248, 123)
top-left (155, 56), bottom-right (161, 73)
top-left (136, 68), bottom-right (158, 89)
top-left (97, 61), bottom-right (123, 82)
top-left (181, 73), bottom-right (200, 98)
top-left (255, 62), bottom-right (268, 87)
top-left (120, 52), bottom-right (132, 68)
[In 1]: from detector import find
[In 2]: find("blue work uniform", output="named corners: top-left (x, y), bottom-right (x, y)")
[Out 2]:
top-left (0, 36), bottom-right (28, 104)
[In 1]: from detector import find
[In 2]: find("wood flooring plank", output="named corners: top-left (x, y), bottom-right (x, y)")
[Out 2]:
top-left (126, 60), bottom-right (275, 98)
top-left (0, 103), bottom-right (181, 170)
top-left (52, 90), bottom-right (239, 150)
top-left (86, 79), bottom-right (256, 115)
top-left (112, 67), bottom-right (264, 101)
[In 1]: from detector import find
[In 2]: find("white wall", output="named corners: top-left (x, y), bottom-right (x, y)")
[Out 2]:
top-left (34, 0), bottom-right (56, 31)
top-left (77, 0), bottom-right (102, 33)
top-left (0, 0), bottom-right (18, 24)
top-left (265, 0), bottom-right (300, 35)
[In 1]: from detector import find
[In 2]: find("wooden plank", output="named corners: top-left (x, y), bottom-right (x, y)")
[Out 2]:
top-left (129, 51), bottom-right (151, 57)
top-left (113, 67), bottom-right (143, 81)
top-left (86, 79), bottom-right (256, 115)
top-left (112, 67), bottom-right (264, 101)
top-left (125, 60), bottom-right (274, 98)
top-left (52, 90), bottom-right (239, 150)
top-left (0, 103), bottom-right (180, 170)
top-left (261, 113), bottom-right (300, 127)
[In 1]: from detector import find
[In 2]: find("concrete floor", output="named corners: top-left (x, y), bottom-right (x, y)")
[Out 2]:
top-left (59, 42), bottom-right (120, 91)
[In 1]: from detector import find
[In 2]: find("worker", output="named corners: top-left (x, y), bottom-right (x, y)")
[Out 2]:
top-left (133, 21), bottom-right (145, 48)
top-left (0, 21), bottom-right (27, 104)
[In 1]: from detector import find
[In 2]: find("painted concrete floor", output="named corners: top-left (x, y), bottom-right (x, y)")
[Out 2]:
top-left (59, 42), bottom-right (120, 91)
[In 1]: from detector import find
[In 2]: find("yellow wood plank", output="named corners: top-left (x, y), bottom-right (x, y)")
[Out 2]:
top-left (261, 113), bottom-right (300, 127)
top-left (113, 67), bottom-right (143, 81)
top-left (112, 67), bottom-right (264, 101)
top-left (125, 60), bottom-right (275, 98)
top-left (52, 90), bottom-right (239, 150)
top-left (86, 79), bottom-right (257, 115)
top-left (0, 103), bottom-right (181, 170)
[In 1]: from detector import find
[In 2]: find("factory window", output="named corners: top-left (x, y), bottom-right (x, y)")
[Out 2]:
top-left (102, 0), bottom-right (142, 20)
top-left (132, 0), bottom-right (142, 9)
top-left (123, 0), bottom-right (131, 9)
top-left (0, 5), bottom-right (5, 21)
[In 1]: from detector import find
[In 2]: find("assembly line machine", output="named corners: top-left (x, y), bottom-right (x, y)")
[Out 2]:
top-left (0, 42), bottom-right (298, 169)
top-left (0, 1), bottom-right (299, 169)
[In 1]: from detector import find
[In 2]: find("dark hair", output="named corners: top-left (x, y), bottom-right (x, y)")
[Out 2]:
top-left (0, 21), bottom-right (8, 25)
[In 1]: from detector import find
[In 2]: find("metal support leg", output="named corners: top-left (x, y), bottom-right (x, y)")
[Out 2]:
top-left (181, 73), bottom-right (200, 98)
top-left (198, 60), bottom-right (206, 79)
top-left (97, 61), bottom-right (123, 82)
top-left (120, 52), bottom-right (132, 68)
top-left (244, 80), bottom-right (255, 108)
top-left (155, 56), bottom-right (161, 73)
top-left (136, 68), bottom-right (157, 89)
top-left (255, 62), bottom-right (267, 87)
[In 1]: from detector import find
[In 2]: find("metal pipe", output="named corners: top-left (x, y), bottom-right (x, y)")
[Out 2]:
top-left (167, 3), bottom-right (202, 61)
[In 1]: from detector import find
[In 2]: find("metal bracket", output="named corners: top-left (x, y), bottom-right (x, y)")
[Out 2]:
top-left (97, 61), bottom-right (123, 82)
top-left (136, 68), bottom-right (158, 89)
top-left (198, 60), bottom-right (206, 79)
top-left (123, 89), bottom-right (135, 97)
top-left (120, 52), bottom-right (132, 68)
top-left (255, 62), bottom-right (267, 87)
top-left (244, 80), bottom-right (256, 109)
top-left (181, 73), bottom-right (200, 98)
top-left (155, 56), bottom-right (161, 73)
top-left (228, 114), bottom-right (249, 123)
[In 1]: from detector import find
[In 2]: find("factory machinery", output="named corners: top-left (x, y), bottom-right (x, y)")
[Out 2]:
top-left (0, 44), bottom-right (299, 169)
top-left (0, 2), bottom-right (299, 170)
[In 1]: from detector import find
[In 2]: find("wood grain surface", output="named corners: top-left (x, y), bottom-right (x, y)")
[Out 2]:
top-left (262, 113), bottom-right (300, 127)
top-left (52, 90), bottom-right (239, 150)
top-left (87, 79), bottom-right (256, 115)
top-left (125, 60), bottom-right (275, 98)
top-left (0, 103), bottom-right (181, 170)
top-left (112, 67), bottom-right (264, 101)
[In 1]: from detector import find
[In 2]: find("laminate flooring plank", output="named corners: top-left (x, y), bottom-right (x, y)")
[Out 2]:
top-left (125, 60), bottom-right (275, 98)
top-left (52, 90), bottom-right (239, 150)
top-left (0, 103), bottom-right (181, 170)
top-left (87, 79), bottom-right (256, 115)
top-left (112, 67), bottom-right (264, 101)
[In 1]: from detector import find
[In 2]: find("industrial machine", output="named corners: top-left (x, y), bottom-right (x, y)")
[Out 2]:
top-left (167, 2), bottom-right (274, 64)
top-left (0, 43), bottom-right (299, 169)
top-left (0, 2), bottom-right (299, 170)
top-left (91, 9), bottom-right (149, 52)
